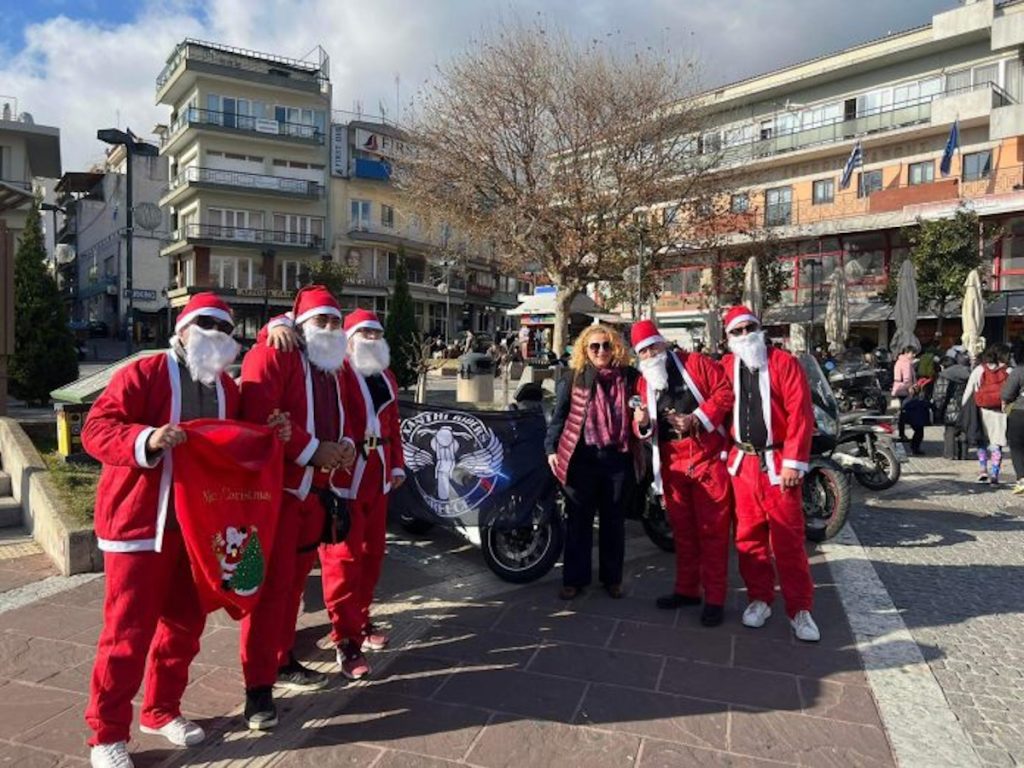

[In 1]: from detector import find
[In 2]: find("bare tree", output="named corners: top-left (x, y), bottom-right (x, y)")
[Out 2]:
top-left (395, 18), bottom-right (722, 354)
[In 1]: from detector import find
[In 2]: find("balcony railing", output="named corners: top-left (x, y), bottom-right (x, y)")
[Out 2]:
top-left (164, 166), bottom-right (324, 198)
top-left (157, 39), bottom-right (329, 92)
top-left (172, 222), bottom-right (323, 248)
top-left (162, 107), bottom-right (324, 146)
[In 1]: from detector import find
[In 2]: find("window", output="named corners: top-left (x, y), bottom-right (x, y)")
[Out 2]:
top-left (272, 214), bottom-right (324, 245)
top-left (381, 204), bottom-right (395, 229)
top-left (208, 208), bottom-right (262, 237)
top-left (908, 161), bottom-right (934, 186)
top-left (812, 179), bottom-right (834, 205)
top-left (662, 205), bottom-right (679, 225)
top-left (963, 150), bottom-right (993, 181)
top-left (210, 256), bottom-right (253, 289)
top-left (700, 131), bottom-right (721, 155)
top-left (973, 63), bottom-right (998, 88)
top-left (858, 170), bottom-right (883, 198)
top-left (764, 186), bottom-right (792, 226)
top-left (945, 69), bottom-right (971, 94)
top-left (350, 199), bottom-right (371, 230)
top-left (280, 260), bottom-right (301, 290)
top-left (730, 193), bottom-right (749, 214)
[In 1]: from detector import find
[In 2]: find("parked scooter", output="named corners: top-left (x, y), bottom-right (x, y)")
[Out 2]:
top-left (829, 349), bottom-right (887, 414)
top-left (830, 411), bottom-right (906, 491)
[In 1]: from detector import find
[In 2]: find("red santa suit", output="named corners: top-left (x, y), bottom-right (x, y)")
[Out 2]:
top-left (238, 286), bottom-right (353, 689)
top-left (320, 309), bottom-right (405, 645)
top-left (82, 293), bottom-right (239, 747)
top-left (631, 321), bottom-right (733, 606)
top-left (721, 306), bottom-right (815, 618)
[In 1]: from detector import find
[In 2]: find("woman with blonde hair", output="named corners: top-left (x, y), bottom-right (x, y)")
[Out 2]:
top-left (545, 324), bottom-right (642, 600)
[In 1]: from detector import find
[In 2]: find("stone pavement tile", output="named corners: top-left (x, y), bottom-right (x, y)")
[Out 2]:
top-left (400, 625), bottom-right (540, 669)
top-left (271, 740), bottom-right (383, 767)
top-left (0, 680), bottom-right (82, 741)
top-left (639, 738), bottom-right (797, 767)
top-left (659, 659), bottom-right (802, 711)
top-left (0, 633), bottom-right (95, 684)
top-left (0, 554), bottom-right (58, 594)
top-left (426, 600), bottom-right (508, 631)
top-left (729, 708), bottom-right (895, 767)
top-left (610, 620), bottom-right (732, 666)
top-left (0, 603), bottom-right (101, 642)
top-left (311, 690), bottom-right (491, 760)
top-left (433, 666), bottom-right (586, 722)
top-left (364, 652), bottom-right (457, 700)
top-left (491, 603), bottom-right (618, 646)
top-left (190, 626), bottom-right (241, 669)
top-left (568, 591), bottom-right (680, 627)
top-left (732, 636), bottom-right (864, 684)
top-left (575, 682), bottom-right (728, 750)
top-left (526, 642), bottom-right (664, 690)
top-left (37, 661), bottom-right (92, 695)
top-left (0, 740), bottom-right (84, 767)
top-left (797, 679), bottom-right (884, 727)
top-left (45, 579), bottom-right (105, 609)
top-left (373, 751), bottom-right (466, 768)
top-left (180, 666), bottom-right (246, 719)
top-left (466, 716), bottom-right (642, 768)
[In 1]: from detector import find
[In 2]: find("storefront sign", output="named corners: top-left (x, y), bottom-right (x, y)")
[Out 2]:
top-left (331, 124), bottom-right (349, 177)
top-left (236, 288), bottom-right (294, 300)
top-left (123, 288), bottom-right (158, 301)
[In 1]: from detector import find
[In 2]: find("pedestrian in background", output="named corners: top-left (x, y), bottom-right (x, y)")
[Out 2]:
top-left (932, 348), bottom-right (972, 460)
top-left (1001, 357), bottom-right (1024, 493)
top-left (892, 345), bottom-right (917, 442)
top-left (545, 324), bottom-right (641, 600)
top-left (963, 344), bottom-right (1011, 485)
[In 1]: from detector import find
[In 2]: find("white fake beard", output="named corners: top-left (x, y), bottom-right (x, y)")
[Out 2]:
top-left (728, 330), bottom-right (768, 370)
top-left (304, 325), bottom-right (347, 373)
top-left (638, 352), bottom-right (669, 391)
top-left (185, 327), bottom-right (239, 385)
top-left (350, 336), bottom-right (390, 376)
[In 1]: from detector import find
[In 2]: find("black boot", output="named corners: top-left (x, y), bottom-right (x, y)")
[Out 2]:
top-left (700, 604), bottom-right (725, 627)
top-left (244, 686), bottom-right (278, 731)
top-left (656, 593), bottom-right (702, 610)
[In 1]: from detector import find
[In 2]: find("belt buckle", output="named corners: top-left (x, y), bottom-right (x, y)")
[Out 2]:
top-left (739, 442), bottom-right (756, 455)
top-left (364, 435), bottom-right (380, 451)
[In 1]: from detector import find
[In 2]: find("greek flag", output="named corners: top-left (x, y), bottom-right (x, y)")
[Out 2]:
top-left (839, 141), bottom-right (863, 190)
top-left (940, 120), bottom-right (959, 177)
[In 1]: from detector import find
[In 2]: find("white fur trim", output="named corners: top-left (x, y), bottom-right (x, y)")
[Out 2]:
top-left (725, 312), bottom-right (759, 333)
top-left (154, 350), bottom-right (182, 552)
top-left (633, 333), bottom-right (665, 352)
top-left (347, 319), bottom-right (384, 335)
top-left (693, 407), bottom-right (713, 433)
top-left (391, 468), bottom-right (406, 478)
top-left (175, 306), bottom-right (232, 333)
top-left (783, 459), bottom-right (809, 473)
top-left (97, 537), bottom-right (157, 553)
top-left (295, 305), bottom-right (342, 326)
top-left (134, 428), bottom-right (161, 468)
top-left (296, 436), bottom-right (319, 467)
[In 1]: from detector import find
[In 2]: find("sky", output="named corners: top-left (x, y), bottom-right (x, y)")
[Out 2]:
top-left (0, 0), bottom-right (956, 174)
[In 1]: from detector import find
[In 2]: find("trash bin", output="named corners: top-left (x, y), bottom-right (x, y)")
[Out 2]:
top-left (55, 402), bottom-right (92, 459)
top-left (457, 352), bottom-right (495, 403)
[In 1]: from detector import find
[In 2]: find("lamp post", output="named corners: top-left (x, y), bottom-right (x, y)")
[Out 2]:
top-left (39, 202), bottom-right (66, 274)
top-left (803, 258), bottom-right (822, 348)
top-left (97, 128), bottom-right (159, 357)
top-left (261, 248), bottom-right (276, 326)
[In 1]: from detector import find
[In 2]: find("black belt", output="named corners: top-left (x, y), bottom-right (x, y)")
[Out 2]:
top-left (358, 436), bottom-right (389, 454)
top-left (734, 441), bottom-right (782, 456)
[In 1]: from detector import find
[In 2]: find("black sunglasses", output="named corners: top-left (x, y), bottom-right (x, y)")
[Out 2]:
top-left (194, 316), bottom-right (234, 334)
top-left (588, 341), bottom-right (613, 353)
top-left (729, 324), bottom-right (758, 337)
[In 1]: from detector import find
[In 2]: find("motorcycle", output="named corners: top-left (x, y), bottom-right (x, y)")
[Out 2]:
top-left (830, 411), bottom-right (906, 491)
top-left (828, 349), bottom-right (887, 414)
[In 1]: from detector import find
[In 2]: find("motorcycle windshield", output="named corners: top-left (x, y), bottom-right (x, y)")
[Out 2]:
top-left (799, 353), bottom-right (839, 418)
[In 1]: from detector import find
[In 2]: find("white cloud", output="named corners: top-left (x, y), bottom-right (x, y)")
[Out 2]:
top-left (1, 0), bottom-right (953, 173)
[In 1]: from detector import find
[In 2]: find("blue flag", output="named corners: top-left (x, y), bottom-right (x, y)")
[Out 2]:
top-left (940, 120), bottom-right (959, 177)
top-left (839, 141), bottom-right (863, 190)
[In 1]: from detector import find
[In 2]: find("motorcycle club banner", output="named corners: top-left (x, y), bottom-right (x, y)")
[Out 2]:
top-left (173, 419), bottom-right (284, 619)
top-left (394, 400), bottom-right (556, 528)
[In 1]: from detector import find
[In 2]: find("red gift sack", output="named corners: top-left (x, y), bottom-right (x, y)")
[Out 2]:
top-left (173, 418), bottom-right (284, 619)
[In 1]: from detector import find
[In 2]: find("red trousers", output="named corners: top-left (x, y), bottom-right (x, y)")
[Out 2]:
top-left (731, 457), bottom-right (814, 618)
top-left (320, 462), bottom-right (388, 644)
top-left (85, 530), bottom-right (205, 746)
top-left (661, 446), bottom-right (731, 606)
top-left (240, 491), bottom-right (323, 688)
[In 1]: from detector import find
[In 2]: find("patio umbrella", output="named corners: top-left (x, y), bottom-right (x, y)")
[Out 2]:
top-left (889, 259), bottom-right (920, 352)
top-left (824, 267), bottom-right (849, 353)
top-left (704, 294), bottom-right (723, 350)
top-left (742, 256), bottom-right (763, 318)
top-left (789, 323), bottom-right (808, 354)
top-left (961, 268), bottom-right (985, 359)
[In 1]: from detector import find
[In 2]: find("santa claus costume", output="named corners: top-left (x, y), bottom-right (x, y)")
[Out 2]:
top-left (238, 285), bottom-right (354, 729)
top-left (630, 320), bottom-right (733, 626)
top-left (720, 306), bottom-right (820, 642)
top-left (82, 293), bottom-right (241, 768)
top-left (319, 308), bottom-right (405, 679)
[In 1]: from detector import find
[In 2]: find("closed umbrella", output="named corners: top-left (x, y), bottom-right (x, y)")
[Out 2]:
top-left (890, 259), bottom-right (920, 352)
top-left (824, 267), bottom-right (849, 352)
top-left (961, 268), bottom-right (985, 360)
top-left (742, 256), bottom-right (763, 318)
top-left (700, 267), bottom-right (723, 349)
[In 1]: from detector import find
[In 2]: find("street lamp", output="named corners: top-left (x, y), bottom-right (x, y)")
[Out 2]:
top-left (261, 248), bottom-right (276, 326)
top-left (39, 202), bottom-right (66, 273)
top-left (803, 258), bottom-right (822, 347)
top-left (97, 128), bottom-right (159, 356)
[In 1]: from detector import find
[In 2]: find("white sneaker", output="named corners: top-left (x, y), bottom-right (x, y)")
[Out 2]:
top-left (790, 610), bottom-right (821, 642)
top-left (90, 742), bottom-right (134, 768)
top-left (139, 716), bottom-right (205, 746)
top-left (742, 600), bottom-right (772, 628)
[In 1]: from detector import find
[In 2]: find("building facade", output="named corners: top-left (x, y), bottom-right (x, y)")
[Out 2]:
top-left (653, 0), bottom-right (1024, 348)
top-left (0, 97), bottom-right (60, 239)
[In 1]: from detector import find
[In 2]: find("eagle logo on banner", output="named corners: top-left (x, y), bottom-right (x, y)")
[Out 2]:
top-left (401, 410), bottom-right (505, 518)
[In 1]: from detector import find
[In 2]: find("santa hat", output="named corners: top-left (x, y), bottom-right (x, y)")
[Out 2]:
top-left (723, 305), bottom-right (760, 334)
top-left (175, 292), bottom-right (233, 334)
top-left (344, 308), bottom-right (384, 335)
top-left (630, 319), bottom-right (665, 353)
top-left (293, 284), bottom-right (342, 326)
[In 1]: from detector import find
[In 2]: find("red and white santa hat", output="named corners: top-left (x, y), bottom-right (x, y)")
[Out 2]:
top-left (293, 285), bottom-right (342, 326)
top-left (344, 308), bottom-right (384, 335)
top-left (723, 305), bottom-right (760, 334)
top-left (174, 292), bottom-right (233, 334)
top-left (630, 319), bottom-right (666, 353)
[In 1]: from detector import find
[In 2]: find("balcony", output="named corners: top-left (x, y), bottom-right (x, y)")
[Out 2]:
top-left (163, 222), bottom-right (323, 254)
top-left (162, 166), bottom-right (324, 203)
top-left (347, 222), bottom-right (438, 250)
top-left (160, 107), bottom-right (324, 152)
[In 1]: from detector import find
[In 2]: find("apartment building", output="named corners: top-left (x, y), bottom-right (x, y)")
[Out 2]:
top-left (329, 116), bottom-right (527, 338)
top-left (155, 39), bottom-right (332, 338)
top-left (654, 0), bottom-right (1024, 347)
top-left (0, 98), bottom-right (60, 240)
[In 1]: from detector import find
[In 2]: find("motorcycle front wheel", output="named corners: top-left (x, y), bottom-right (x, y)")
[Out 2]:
top-left (854, 443), bottom-right (901, 491)
top-left (481, 507), bottom-right (564, 583)
top-left (398, 510), bottom-right (436, 535)
top-left (642, 495), bottom-right (675, 553)
top-left (803, 460), bottom-right (851, 543)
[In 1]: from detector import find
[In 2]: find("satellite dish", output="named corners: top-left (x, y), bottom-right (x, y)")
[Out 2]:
top-left (134, 202), bottom-right (162, 230)
top-left (55, 244), bottom-right (75, 264)
top-left (437, 282), bottom-right (449, 295)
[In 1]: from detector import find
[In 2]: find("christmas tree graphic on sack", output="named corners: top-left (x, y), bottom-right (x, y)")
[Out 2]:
top-left (213, 526), bottom-right (265, 597)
